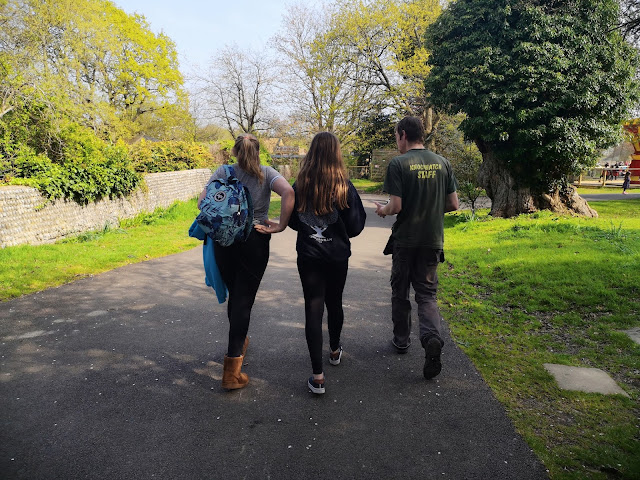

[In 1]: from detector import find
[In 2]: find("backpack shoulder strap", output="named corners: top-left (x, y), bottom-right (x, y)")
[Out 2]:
top-left (223, 164), bottom-right (236, 179)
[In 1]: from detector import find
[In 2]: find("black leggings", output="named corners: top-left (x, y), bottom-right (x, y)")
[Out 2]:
top-left (297, 257), bottom-right (349, 375)
top-left (214, 230), bottom-right (270, 357)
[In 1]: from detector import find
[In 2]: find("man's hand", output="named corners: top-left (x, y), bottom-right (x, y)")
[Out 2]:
top-left (374, 202), bottom-right (387, 218)
top-left (375, 196), bottom-right (401, 217)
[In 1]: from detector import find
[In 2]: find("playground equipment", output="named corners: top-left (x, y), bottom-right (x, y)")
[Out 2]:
top-left (623, 118), bottom-right (640, 185)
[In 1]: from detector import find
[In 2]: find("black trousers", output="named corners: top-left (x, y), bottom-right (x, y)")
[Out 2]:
top-left (297, 257), bottom-right (348, 375)
top-left (390, 245), bottom-right (444, 348)
top-left (214, 230), bottom-right (271, 357)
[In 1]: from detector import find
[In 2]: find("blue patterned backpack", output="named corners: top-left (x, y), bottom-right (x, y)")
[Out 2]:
top-left (196, 165), bottom-right (254, 246)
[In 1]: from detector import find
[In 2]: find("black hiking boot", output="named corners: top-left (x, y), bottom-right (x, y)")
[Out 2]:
top-left (422, 336), bottom-right (442, 380)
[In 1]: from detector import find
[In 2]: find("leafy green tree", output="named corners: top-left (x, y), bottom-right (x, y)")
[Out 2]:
top-left (432, 114), bottom-right (484, 213)
top-left (330, 0), bottom-right (442, 143)
top-left (1, 0), bottom-right (194, 202)
top-left (425, 0), bottom-right (639, 217)
top-left (0, 0), bottom-right (186, 141)
top-left (351, 112), bottom-right (397, 165)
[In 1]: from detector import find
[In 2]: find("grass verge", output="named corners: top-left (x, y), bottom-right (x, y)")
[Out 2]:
top-left (575, 186), bottom-right (635, 195)
top-left (440, 199), bottom-right (640, 479)
top-left (0, 199), bottom-right (201, 301)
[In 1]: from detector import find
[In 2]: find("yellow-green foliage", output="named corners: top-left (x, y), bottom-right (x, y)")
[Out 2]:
top-left (0, 0), bottom-right (186, 142)
top-left (127, 139), bottom-right (216, 173)
top-left (6, 124), bottom-right (142, 203)
top-left (331, 0), bottom-right (442, 112)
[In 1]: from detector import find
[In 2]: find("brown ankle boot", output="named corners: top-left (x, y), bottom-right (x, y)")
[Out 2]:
top-left (242, 337), bottom-right (249, 357)
top-left (222, 355), bottom-right (249, 390)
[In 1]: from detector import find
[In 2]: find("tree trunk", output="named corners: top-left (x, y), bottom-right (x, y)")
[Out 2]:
top-left (423, 106), bottom-right (439, 151)
top-left (477, 148), bottom-right (598, 218)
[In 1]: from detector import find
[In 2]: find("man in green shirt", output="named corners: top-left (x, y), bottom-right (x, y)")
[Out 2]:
top-left (375, 116), bottom-right (459, 379)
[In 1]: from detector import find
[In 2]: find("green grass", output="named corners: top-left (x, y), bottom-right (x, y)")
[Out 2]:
top-left (1, 194), bottom-right (639, 478)
top-left (0, 199), bottom-right (201, 301)
top-left (268, 199), bottom-right (282, 218)
top-left (440, 199), bottom-right (640, 479)
top-left (350, 178), bottom-right (383, 193)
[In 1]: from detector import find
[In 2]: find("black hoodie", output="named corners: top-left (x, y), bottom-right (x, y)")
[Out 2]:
top-left (288, 181), bottom-right (366, 262)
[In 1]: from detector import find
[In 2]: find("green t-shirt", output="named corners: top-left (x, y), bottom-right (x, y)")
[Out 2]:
top-left (383, 149), bottom-right (458, 249)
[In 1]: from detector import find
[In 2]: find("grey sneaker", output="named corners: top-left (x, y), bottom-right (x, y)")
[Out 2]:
top-left (329, 346), bottom-right (343, 366)
top-left (422, 337), bottom-right (442, 379)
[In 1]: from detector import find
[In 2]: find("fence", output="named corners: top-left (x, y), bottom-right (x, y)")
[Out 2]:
top-left (346, 166), bottom-right (370, 179)
top-left (575, 167), bottom-right (639, 187)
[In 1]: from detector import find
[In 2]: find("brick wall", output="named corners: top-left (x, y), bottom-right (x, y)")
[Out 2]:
top-left (0, 169), bottom-right (212, 248)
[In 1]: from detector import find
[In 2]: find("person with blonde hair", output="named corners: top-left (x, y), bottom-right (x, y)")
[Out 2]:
top-left (288, 132), bottom-right (366, 394)
top-left (199, 133), bottom-right (294, 390)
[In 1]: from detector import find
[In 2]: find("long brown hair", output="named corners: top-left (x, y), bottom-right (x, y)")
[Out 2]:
top-left (296, 132), bottom-right (349, 215)
top-left (233, 134), bottom-right (263, 184)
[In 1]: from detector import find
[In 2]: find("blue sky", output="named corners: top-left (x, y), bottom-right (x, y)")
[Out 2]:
top-left (113, 0), bottom-right (314, 74)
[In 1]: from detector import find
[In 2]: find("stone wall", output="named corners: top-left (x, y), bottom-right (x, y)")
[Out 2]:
top-left (0, 169), bottom-right (212, 248)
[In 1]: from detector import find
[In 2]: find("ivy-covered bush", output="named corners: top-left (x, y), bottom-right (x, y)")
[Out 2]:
top-left (1, 113), bottom-right (223, 204)
top-left (128, 140), bottom-right (215, 172)
top-left (8, 142), bottom-right (141, 204)
top-left (1, 122), bottom-right (142, 204)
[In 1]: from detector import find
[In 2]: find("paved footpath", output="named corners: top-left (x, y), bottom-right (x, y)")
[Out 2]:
top-left (0, 197), bottom-right (548, 480)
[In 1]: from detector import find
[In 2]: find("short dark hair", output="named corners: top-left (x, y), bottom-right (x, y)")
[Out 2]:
top-left (396, 116), bottom-right (425, 143)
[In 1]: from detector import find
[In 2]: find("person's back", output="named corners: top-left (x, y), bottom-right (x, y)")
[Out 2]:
top-left (375, 116), bottom-right (458, 381)
top-left (288, 132), bottom-right (366, 395)
top-left (210, 164), bottom-right (279, 225)
top-left (197, 134), bottom-right (294, 391)
top-left (385, 148), bottom-right (456, 249)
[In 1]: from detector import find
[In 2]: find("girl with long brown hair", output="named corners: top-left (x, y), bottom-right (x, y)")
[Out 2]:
top-left (288, 132), bottom-right (366, 394)
top-left (198, 133), bottom-right (294, 390)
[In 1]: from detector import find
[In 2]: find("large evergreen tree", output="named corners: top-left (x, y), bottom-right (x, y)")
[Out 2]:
top-left (425, 0), bottom-right (639, 217)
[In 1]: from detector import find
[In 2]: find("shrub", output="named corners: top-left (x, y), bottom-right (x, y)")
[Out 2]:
top-left (7, 138), bottom-right (142, 204)
top-left (128, 140), bottom-right (215, 172)
top-left (2, 121), bottom-right (219, 204)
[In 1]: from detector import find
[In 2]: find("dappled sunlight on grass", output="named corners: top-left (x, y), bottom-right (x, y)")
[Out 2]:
top-left (0, 199), bottom-right (201, 301)
top-left (440, 200), bottom-right (640, 479)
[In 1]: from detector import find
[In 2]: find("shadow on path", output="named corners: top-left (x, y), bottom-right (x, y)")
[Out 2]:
top-left (0, 201), bottom-right (548, 479)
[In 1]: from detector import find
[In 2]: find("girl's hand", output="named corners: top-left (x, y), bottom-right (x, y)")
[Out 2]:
top-left (254, 219), bottom-right (285, 234)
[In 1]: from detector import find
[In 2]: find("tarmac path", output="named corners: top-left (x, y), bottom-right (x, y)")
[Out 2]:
top-left (1, 198), bottom-right (548, 479)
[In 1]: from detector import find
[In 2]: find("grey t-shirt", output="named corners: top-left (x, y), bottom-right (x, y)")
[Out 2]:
top-left (207, 164), bottom-right (282, 223)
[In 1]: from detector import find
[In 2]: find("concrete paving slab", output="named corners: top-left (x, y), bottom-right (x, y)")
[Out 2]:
top-left (621, 327), bottom-right (640, 345)
top-left (543, 363), bottom-right (630, 397)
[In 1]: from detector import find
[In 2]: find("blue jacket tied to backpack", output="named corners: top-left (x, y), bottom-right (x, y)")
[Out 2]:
top-left (196, 165), bottom-right (254, 247)
top-left (188, 220), bottom-right (227, 303)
